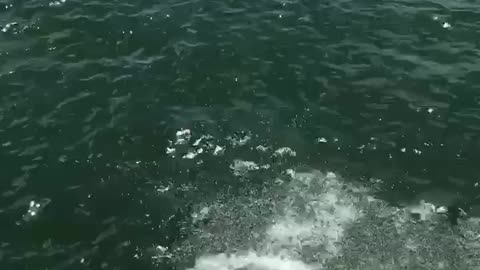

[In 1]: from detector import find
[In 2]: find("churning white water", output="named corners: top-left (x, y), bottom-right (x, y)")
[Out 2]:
top-left (179, 169), bottom-right (480, 270)
top-left (163, 130), bottom-right (480, 270)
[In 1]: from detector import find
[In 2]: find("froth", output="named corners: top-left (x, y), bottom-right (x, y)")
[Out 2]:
top-left (188, 252), bottom-right (314, 270)
top-left (175, 168), bottom-right (480, 270)
top-left (184, 170), bottom-right (366, 269)
top-left (262, 171), bottom-right (362, 263)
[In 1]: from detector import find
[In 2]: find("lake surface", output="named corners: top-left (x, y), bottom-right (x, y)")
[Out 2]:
top-left (1, 0), bottom-right (480, 269)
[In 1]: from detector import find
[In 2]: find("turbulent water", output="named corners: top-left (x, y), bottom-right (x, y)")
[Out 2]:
top-left (1, 0), bottom-right (480, 269)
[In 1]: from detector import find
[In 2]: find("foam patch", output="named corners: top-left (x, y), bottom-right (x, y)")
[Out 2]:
top-left (171, 169), bottom-right (480, 270)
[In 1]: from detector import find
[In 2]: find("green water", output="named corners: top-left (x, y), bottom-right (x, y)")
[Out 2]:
top-left (1, 0), bottom-right (480, 269)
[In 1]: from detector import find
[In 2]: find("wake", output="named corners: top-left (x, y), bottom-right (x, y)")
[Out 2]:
top-left (161, 130), bottom-right (480, 270)
top-left (176, 170), bottom-right (480, 270)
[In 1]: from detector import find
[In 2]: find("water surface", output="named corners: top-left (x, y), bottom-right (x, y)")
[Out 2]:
top-left (1, 0), bottom-right (480, 269)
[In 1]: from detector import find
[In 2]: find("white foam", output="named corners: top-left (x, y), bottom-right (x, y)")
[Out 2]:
top-left (213, 145), bottom-right (225, 156)
top-left (230, 160), bottom-right (270, 176)
top-left (256, 145), bottom-right (270, 152)
top-left (166, 147), bottom-right (176, 155)
top-left (175, 129), bottom-right (192, 145)
top-left (273, 147), bottom-right (296, 158)
top-left (186, 170), bottom-right (364, 269)
top-left (169, 137), bottom-right (480, 270)
top-left (227, 133), bottom-right (251, 147)
top-left (182, 151), bottom-right (197, 159)
top-left (187, 252), bottom-right (314, 270)
top-left (263, 171), bottom-right (360, 262)
top-left (285, 169), bottom-right (295, 178)
top-left (49, 0), bottom-right (66, 6)
top-left (2, 22), bottom-right (18, 33)
top-left (192, 206), bottom-right (210, 224)
top-left (436, 206), bottom-right (448, 214)
top-left (406, 200), bottom-right (436, 221)
top-left (192, 135), bottom-right (214, 147)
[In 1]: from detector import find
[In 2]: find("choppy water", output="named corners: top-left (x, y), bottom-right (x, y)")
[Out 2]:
top-left (1, 0), bottom-right (480, 269)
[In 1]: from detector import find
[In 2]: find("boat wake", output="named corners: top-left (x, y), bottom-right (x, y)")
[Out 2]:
top-left (160, 130), bottom-right (480, 270)
top-left (175, 169), bottom-right (480, 270)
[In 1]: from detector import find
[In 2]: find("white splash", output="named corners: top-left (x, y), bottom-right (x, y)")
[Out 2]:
top-left (23, 199), bottom-right (50, 221)
top-left (28, 200), bottom-right (41, 216)
top-left (1, 22), bottom-right (18, 33)
top-left (192, 135), bottom-right (214, 147)
top-left (179, 163), bottom-right (480, 270)
top-left (264, 171), bottom-right (360, 262)
top-left (213, 145), bottom-right (225, 156)
top-left (182, 148), bottom-right (203, 159)
top-left (49, 0), bottom-right (66, 6)
top-left (188, 252), bottom-right (313, 270)
top-left (285, 168), bottom-right (295, 178)
top-left (256, 145), bottom-right (270, 152)
top-left (316, 137), bottom-right (328, 143)
top-left (182, 152), bottom-right (197, 159)
top-left (413, 148), bottom-right (422, 155)
top-left (175, 129), bottom-right (192, 145)
top-left (273, 147), bottom-right (296, 158)
top-left (166, 147), bottom-right (176, 155)
top-left (187, 170), bottom-right (365, 269)
top-left (152, 245), bottom-right (172, 261)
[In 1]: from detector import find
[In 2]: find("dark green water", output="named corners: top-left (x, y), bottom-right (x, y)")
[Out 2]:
top-left (1, 0), bottom-right (480, 269)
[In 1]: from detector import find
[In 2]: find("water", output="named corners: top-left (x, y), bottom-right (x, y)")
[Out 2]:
top-left (1, 0), bottom-right (480, 269)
